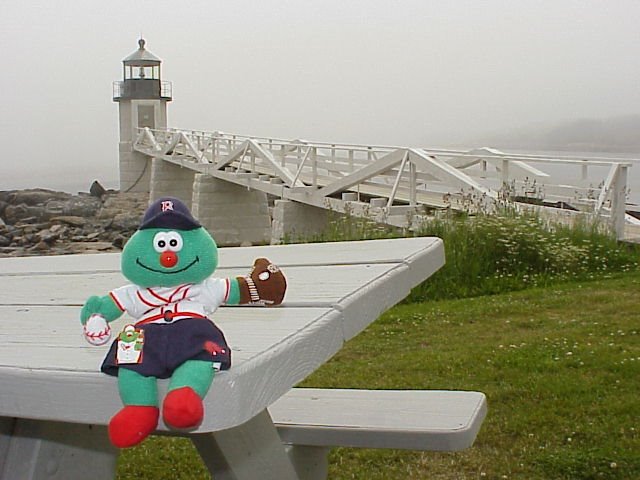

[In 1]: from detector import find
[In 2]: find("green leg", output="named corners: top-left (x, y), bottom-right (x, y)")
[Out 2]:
top-left (118, 368), bottom-right (158, 406)
top-left (168, 360), bottom-right (215, 398)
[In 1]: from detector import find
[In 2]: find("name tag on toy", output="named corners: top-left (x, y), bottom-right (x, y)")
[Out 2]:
top-left (116, 325), bottom-right (145, 365)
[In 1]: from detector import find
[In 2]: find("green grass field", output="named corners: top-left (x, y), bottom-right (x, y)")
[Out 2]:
top-left (117, 271), bottom-right (640, 479)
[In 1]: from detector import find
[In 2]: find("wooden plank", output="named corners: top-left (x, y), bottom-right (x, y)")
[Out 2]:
top-left (336, 237), bottom-right (444, 339)
top-left (0, 239), bottom-right (444, 311)
top-left (271, 389), bottom-right (487, 452)
top-left (0, 264), bottom-right (398, 307)
top-left (0, 306), bottom-right (333, 371)
top-left (0, 238), bottom-right (442, 275)
top-left (315, 149), bottom-right (406, 198)
top-left (0, 253), bottom-right (121, 275)
top-left (0, 307), bottom-right (344, 432)
top-left (409, 149), bottom-right (497, 200)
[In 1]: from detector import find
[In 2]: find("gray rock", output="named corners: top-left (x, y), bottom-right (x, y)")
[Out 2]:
top-left (6, 204), bottom-right (49, 224)
top-left (4, 204), bottom-right (29, 224)
top-left (20, 225), bottom-right (39, 235)
top-left (44, 200), bottom-right (66, 217)
top-left (8, 189), bottom-right (70, 206)
top-left (50, 216), bottom-right (87, 227)
top-left (63, 196), bottom-right (101, 217)
top-left (37, 229), bottom-right (59, 244)
top-left (90, 181), bottom-right (107, 198)
top-left (49, 224), bottom-right (66, 234)
top-left (0, 189), bottom-right (149, 258)
top-left (68, 241), bottom-right (116, 254)
top-left (32, 241), bottom-right (50, 252)
top-left (111, 235), bottom-right (127, 249)
top-left (111, 212), bottom-right (141, 231)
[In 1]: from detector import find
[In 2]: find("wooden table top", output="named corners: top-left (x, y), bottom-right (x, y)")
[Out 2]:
top-left (0, 238), bottom-right (444, 432)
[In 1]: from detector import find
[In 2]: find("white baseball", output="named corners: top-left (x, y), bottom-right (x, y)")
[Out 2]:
top-left (83, 314), bottom-right (112, 346)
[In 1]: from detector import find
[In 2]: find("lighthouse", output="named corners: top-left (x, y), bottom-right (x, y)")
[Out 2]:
top-left (113, 39), bottom-right (172, 192)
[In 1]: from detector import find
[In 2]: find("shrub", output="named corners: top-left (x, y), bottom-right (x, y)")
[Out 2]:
top-left (408, 210), bottom-right (640, 301)
top-left (293, 207), bottom-right (640, 301)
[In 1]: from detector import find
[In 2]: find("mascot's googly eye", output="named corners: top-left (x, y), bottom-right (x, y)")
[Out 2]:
top-left (153, 231), bottom-right (183, 253)
top-left (153, 232), bottom-right (169, 253)
top-left (165, 231), bottom-right (183, 252)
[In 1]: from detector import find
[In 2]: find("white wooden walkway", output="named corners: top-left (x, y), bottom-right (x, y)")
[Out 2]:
top-left (133, 127), bottom-right (638, 240)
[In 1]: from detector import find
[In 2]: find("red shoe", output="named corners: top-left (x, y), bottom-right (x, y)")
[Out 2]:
top-left (108, 405), bottom-right (159, 448)
top-left (163, 387), bottom-right (204, 429)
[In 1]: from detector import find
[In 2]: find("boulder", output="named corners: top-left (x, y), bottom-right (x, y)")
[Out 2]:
top-left (111, 212), bottom-right (141, 231)
top-left (68, 241), bottom-right (116, 254)
top-left (4, 204), bottom-right (30, 224)
top-left (37, 229), bottom-right (59, 244)
top-left (32, 241), bottom-right (51, 252)
top-left (111, 235), bottom-right (127, 249)
top-left (7, 189), bottom-right (70, 206)
top-left (63, 196), bottom-right (101, 218)
top-left (44, 200), bottom-right (66, 218)
top-left (89, 180), bottom-right (108, 198)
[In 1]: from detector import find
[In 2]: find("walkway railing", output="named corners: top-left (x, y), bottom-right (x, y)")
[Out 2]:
top-left (133, 127), bottom-right (638, 240)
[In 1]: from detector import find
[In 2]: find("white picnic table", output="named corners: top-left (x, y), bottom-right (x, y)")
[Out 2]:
top-left (0, 237), bottom-right (484, 479)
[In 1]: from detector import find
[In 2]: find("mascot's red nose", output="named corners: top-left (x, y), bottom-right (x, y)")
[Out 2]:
top-left (160, 251), bottom-right (178, 268)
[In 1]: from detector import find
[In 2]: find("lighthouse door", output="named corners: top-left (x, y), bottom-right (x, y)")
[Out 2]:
top-left (138, 105), bottom-right (155, 129)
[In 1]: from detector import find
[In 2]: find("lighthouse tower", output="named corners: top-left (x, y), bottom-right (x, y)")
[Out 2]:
top-left (113, 39), bottom-right (172, 192)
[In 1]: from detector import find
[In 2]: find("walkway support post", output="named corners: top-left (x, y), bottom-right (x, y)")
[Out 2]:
top-left (192, 174), bottom-right (272, 246)
top-left (149, 158), bottom-right (196, 208)
top-left (611, 164), bottom-right (628, 240)
top-left (271, 200), bottom-right (330, 244)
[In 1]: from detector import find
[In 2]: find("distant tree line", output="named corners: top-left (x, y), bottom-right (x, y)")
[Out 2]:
top-left (482, 115), bottom-right (640, 154)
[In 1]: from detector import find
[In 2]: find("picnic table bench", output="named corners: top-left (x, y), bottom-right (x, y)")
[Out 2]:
top-left (0, 237), bottom-right (486, 479)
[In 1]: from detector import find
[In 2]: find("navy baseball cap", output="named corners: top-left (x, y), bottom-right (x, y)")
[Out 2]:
top-left (139, 197), bottom-right (201, 230)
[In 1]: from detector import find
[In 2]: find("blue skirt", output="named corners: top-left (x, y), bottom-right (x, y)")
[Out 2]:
top-left (101, 317), bottom-right (231, 378)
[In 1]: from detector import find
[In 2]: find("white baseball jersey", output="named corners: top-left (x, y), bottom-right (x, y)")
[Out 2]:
top-left (109, 277), bottom-right (231, 326)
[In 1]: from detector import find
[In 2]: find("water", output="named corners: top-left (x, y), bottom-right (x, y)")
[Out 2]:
top-left (506, 150), bottom-right (640, 207)
top-left (0, 176), bottom-right (119, 195)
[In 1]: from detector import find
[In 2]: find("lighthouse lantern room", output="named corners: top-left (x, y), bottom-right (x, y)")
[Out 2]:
top-left (113, 39), bottom-right (172, 192)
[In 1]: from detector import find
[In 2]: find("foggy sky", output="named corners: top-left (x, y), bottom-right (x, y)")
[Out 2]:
top-left (1, 0), bottom-right (639, 192)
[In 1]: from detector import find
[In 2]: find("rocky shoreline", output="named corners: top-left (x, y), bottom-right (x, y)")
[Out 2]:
top-left (0, 184), bottom-right (149, 257)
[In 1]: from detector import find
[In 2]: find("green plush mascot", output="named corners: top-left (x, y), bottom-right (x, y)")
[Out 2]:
top-left (80, 197), bottom-right (286, 448)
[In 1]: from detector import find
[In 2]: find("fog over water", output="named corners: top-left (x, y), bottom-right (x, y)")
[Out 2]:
top-left (1, 1), bottom-right (638, 200)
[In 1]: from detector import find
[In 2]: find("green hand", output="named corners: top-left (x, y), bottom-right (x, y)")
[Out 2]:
top-left (80, 295), bottom-right (123, 324)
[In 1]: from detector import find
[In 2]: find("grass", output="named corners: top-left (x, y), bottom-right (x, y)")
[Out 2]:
top-left (303, 272), bottom-right (640, 479)
top-left (117, 271), bottom-right (640, 479)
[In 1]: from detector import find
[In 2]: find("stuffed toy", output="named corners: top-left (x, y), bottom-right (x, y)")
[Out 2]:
top-left (80, 197), bottom-right (286, 448)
